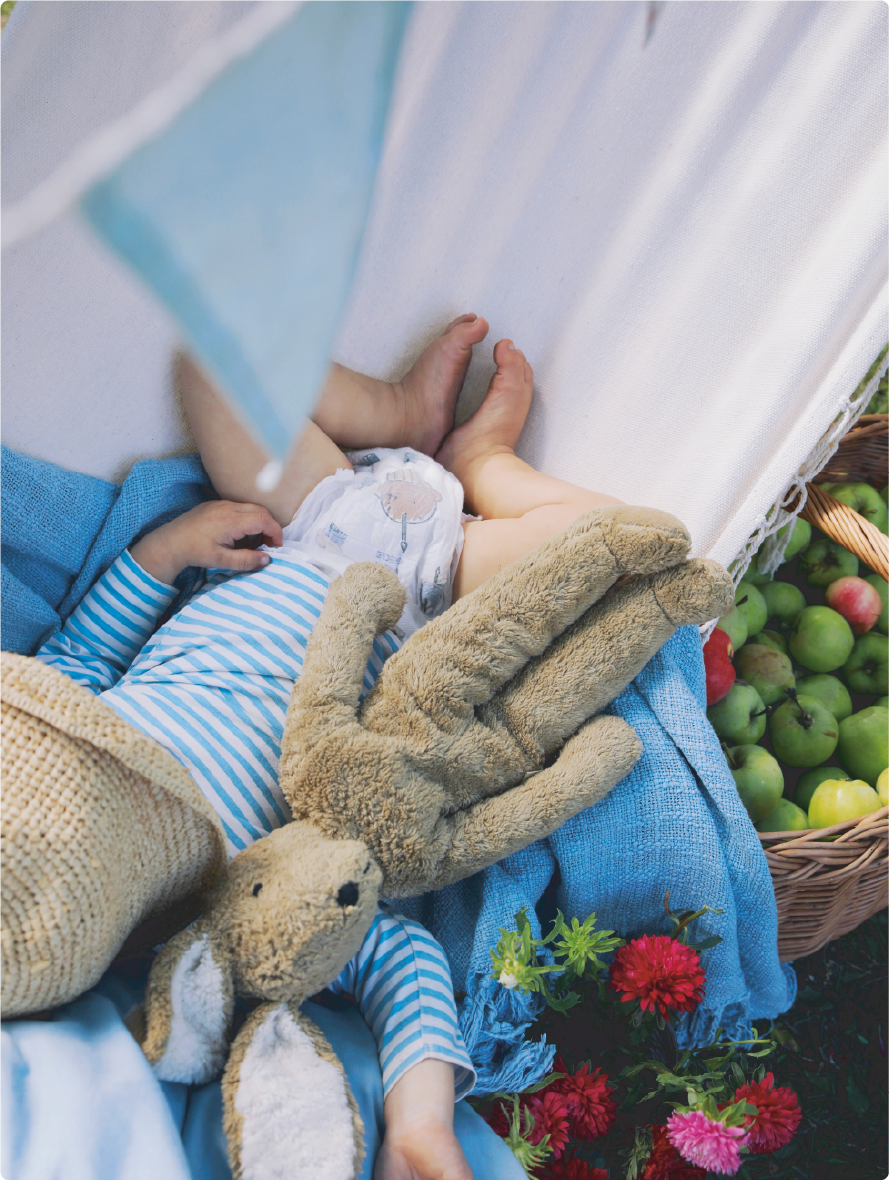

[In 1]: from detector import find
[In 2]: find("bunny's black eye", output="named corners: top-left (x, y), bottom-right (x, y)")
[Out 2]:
top-left (252, 883), bottom-right (263, 897)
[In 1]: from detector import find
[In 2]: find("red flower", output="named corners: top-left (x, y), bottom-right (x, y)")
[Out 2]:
top-left (642, 1124), bottom-right (707, 1180)
top-left (608, 935), bottom-right (706, 1017)
top-left (540, 1155), bottom-right (609, 1179)
top-left (485, 1090), bottom-right (572, 1158)
top-left (524, 1090), bottom-right (572, 1157)
top-left (733, 1072), bottom-right (801, 1154)
top-left (550, 1055), bottom-right (617, 1140)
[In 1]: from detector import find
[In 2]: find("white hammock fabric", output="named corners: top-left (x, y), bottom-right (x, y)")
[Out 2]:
top-left (2, 0), bottom-right (887, 571)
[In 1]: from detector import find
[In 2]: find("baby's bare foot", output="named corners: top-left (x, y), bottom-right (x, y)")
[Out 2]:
top-left (435, 339), bottom-right (534, 482)
top-left (397, 315), bottom-right (488, 455)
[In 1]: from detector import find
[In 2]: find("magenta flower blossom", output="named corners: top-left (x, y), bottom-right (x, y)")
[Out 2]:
top-left (666, 1110), bottom-right (748, 1175)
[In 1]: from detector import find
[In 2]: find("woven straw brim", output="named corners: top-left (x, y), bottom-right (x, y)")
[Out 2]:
top-left (1, 654), bottom-right (227, 1018)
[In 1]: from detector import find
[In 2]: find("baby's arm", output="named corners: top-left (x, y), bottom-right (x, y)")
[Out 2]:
top-left (37, 500), bottom-right (282, 691)
top-left (329, 908), bottom-right (476, 1180)
top-left (129, 499), bottom-right (282, 585)
top-left (375, 1060), bottom-right (473, 1180)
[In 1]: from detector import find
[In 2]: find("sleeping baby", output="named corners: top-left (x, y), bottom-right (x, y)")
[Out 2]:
top-left (37, 314), bottom-right (623, 1180)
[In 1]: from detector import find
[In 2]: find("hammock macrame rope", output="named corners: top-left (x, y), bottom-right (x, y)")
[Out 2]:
top-left (730, 352), bottom-right (889, 583)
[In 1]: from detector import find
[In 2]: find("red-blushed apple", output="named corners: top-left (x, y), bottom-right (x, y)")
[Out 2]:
top-left (703, 627), bottom-right (736, 705)
top-left (825, 575), bottom-right (883, 635)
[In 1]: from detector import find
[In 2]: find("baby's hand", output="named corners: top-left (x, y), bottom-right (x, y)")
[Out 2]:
top-left (374, 1061), bottom-right (473, 1180)
top-left (129, 500), bottom-right (284, 586)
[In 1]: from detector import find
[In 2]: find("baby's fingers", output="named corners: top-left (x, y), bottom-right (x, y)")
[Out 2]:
top-left (228, 503), bottom-right (283, 548)
top-left (211, 545), bottom-right (271, 572)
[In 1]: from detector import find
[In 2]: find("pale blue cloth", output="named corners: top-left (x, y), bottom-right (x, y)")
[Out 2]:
top-left (1, 964), bottom-right (524, 1180)
top-left (82, 1), bottom-right (411, 462)
top-left (400, 625), bottom-right (798, 1094)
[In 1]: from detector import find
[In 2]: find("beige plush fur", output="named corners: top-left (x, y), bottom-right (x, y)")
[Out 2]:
top-left (137, 505), bottom-right (733, 1177)
top-left (139, 823), bottom-right (378, 1177)
top-left (224, 1002), bottom-right (364, 1180)
top-left (280, 506), bottom-right (733, 895)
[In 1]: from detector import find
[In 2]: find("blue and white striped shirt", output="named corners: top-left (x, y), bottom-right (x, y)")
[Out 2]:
top-left (37, 549), bottom-right (475, 1097)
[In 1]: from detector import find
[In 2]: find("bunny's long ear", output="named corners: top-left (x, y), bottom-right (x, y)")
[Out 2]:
top-left (223, 1002), bottom-right (363, 1180)
top-left (139, 918), bottom-right (234, 1085)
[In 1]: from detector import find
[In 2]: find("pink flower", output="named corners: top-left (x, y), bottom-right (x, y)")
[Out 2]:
top-left (733, 1073), bottom-right (802, 1154)
top-left (550, 1055), bottom-right (617, 1141)
top-left (666, 1110), bottom-right (747, 1175)
top-left (642, 1124), bottom-right (707, 1179)
top-left (608, 935), bottom-right (706, 1017)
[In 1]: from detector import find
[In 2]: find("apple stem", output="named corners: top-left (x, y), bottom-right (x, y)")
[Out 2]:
top-left (721, 742), bottom-right (738, 770)
top-left (784, 686), bottom-right (813, 729)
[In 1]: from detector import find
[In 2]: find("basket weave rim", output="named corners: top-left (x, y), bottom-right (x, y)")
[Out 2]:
top-left (758, 804), bottom-right (888, 850)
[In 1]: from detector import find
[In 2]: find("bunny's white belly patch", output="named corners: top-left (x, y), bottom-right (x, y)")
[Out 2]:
top-left (235, 1004), bottom-right (356, 1180)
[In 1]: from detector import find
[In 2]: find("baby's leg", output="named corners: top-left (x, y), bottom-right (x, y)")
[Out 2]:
top-left (179, 315), bottom-right (488, 526)
top-left (314, 314), bottom-right (488, 454)
top-left (178, 352), bottom-right (348, 527)
top-left (436, 341), bottom-right (624, 599)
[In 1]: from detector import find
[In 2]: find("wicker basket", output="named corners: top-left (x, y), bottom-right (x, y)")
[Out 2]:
top-left (759, 410), bottom-right (888, 960)
top-left (760, 808), bottom-right (889, 962)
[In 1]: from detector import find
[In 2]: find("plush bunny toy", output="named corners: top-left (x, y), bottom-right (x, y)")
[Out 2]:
top-left (137, 822), bottom-right (380, 1180)
top-left (137, 506), bottom-right (733, 1180)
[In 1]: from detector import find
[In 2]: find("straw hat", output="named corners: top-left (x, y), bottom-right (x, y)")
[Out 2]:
top-left (1, 654), bottom-right (227, 1018)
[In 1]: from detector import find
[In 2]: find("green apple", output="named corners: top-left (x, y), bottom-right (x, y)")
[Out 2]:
top-left (882, 485), bottom-right (888, 505)
top-left (769, 692), bottom-right (839, 767)
top-left (734, 644), bottom-right (795, 705)
top-left (795, 674), bottom-right (853, 722)
top-left (724, 744), bottom-right (784, 823)
top-left (788, 606), bottom-right (855, 673)
top-left (775, 517), bottom-right (812, 562)
top-left (749, 629), bottom-right (788, 654)
top-left (837, 706), bottom-right (889, 785)
top-left (743, 550), bottom-right (773, 585)
top-left (877, 768), bottom-right (888, 806)
top-left (864, 573), bottom-right (888, 635)
top-left (842, 632), bottom-right (888, 695)
top-left (734, 581), bottom-right (767, 637)
top-left (707, 684), bottom-right (767, 744)
top-left (808, 778), bottom-right (881, 831)
top-left (795, 765), bottom-right (848, 812)
top-left (717, 605), bottom-right (748, 650)
top-left (877, 696), bottom-right (889, 709)
top-left (760, 581), bottom-right (807, 627)
top-left (829, 482), bottom-right (889, 534)
top-left (799, 538), bottom-right (858, 587)
top-left (756, 798), bottom-right (809, 833)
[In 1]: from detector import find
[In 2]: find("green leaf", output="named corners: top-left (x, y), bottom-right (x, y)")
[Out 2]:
top-left (688, 934), bottom-right (724, 951)
top-left (731, 1061), bottom-right (746, 1086)
top-left (521, 1071), bottom-right (566, 1095)
top-left (846, 1075), bottom-right (870, 1117)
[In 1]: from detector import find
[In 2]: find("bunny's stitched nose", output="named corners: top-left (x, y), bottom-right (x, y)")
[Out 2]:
top-left (337, 882), bottom-right (359, 908)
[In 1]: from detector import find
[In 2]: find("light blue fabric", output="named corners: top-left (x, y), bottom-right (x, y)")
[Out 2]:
top-left (399, 625), bottom-right (797, 1095)
top-left (82, 1), bottom-right (411, 462)
top-left (1, 982), bottom-right (192, 1180)
top-left (1, 444), bottom-right (214, 655)
top-left (2, 968), bottom-right (525, 1180)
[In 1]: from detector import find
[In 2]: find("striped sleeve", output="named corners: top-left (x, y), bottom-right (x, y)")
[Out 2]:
top-left (36, 550), bottom-right (178, 692)
top-left (329, 906), bottom-right (476, 1100)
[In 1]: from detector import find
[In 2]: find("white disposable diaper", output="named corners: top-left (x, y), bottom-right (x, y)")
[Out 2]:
top-left (280, 448), bottom-right (467, 638)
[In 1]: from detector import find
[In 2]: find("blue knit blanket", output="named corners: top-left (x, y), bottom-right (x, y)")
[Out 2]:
top-left (1, 445), bottom-right (213, 655)
top-left (1, 444), bottom-right (796, 1096)
top-left (400, 624), bottom-right (797, 1094)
